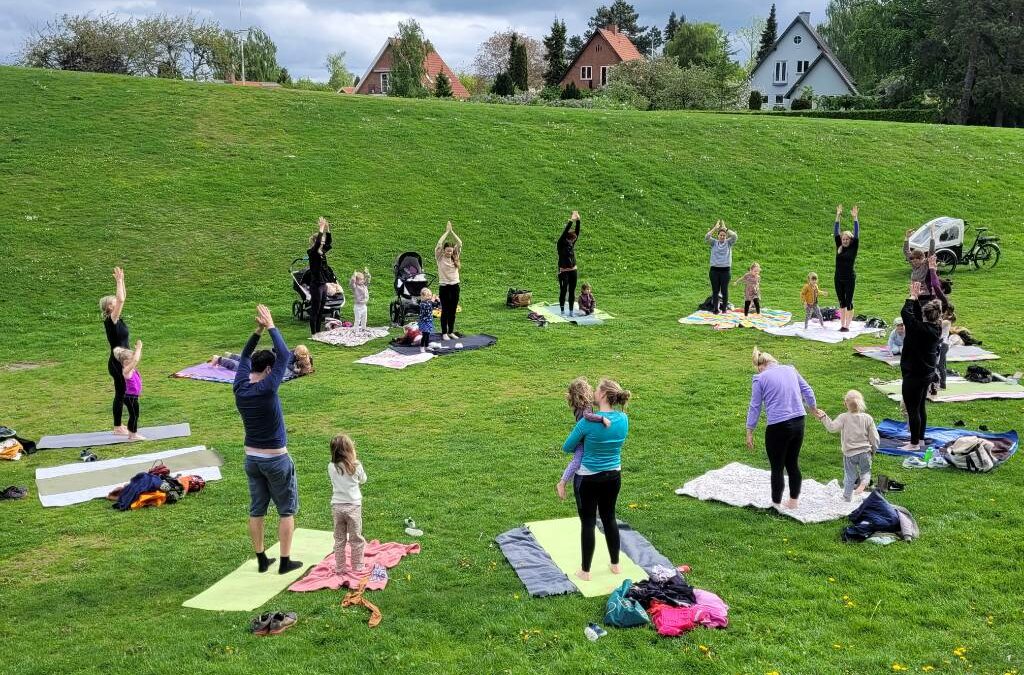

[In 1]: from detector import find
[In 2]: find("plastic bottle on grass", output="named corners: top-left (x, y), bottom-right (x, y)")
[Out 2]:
top-left (923, 446), bottom-right (934, 462)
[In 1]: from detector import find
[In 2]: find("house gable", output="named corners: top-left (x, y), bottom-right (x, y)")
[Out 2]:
top-left (354, 38), bottom-right (469, 99)
top-left (559, 27), bottom-right (643, 90)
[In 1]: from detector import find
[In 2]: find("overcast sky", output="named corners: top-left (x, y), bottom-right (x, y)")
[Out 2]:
top-left (0, 0), bottom-right (827, 79)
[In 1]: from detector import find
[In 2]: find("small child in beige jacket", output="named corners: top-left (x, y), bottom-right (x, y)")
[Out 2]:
top-left (816, 390), bottom-right (880, 501)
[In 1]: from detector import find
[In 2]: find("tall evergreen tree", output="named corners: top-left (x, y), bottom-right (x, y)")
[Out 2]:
top-left (665, 11), bottom-right (680, 43)
top-left (491, 71), bottom-right (515, 96)
top-left (509, 32), bottom-right (529, 90)
top-left (566, 35), bottom-right (585, 63)
top-left (587, 1), bottom-right (655, 55)
top-left (756, 3), bottom-right (778, 64)
top-left (542, 18), bottom-right (568, 86)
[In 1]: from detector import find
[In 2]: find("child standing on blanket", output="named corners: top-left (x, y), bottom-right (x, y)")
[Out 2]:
top-left (887, 317), bottom-right (906, 355)
top-left (815, 390), bottom-right (879, 501)
top-left (350, 268), bottom-right (372, 332)
top-left (329, 434), bottom-right (367, 576)
top-left (556, 377), bottom-right (611, 501)
top-left (577, 283), bottom-right (596, 316)
top-left (112, 341), bottom-right (145, 441)
top-left (801, 273), bottom-right (828, 329)
top-left (418, 288), bottom-right (440, 353)
top-left (733, 262), bottom-right (762, 316)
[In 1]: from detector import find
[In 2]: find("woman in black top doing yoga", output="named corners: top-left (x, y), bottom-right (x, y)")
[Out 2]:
top-left (557, 211), bottom-right (581, 316)
top-left (307, 217), bottom-right (334, 335)
top-left (833, 204), bottom-right (860, 332)
top-left (899, 281), bottom-right (942, 452)
top-left (100, 267), bottom-right (130, 434)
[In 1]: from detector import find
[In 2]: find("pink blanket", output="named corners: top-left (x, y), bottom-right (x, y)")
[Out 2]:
top-left (693, 588), bottom-right (729, 628)
top-left (289, 541), bottom-right (420, 592)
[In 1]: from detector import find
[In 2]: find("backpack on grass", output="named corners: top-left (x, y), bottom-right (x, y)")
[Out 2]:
top-left (506, 288), bottom-right (532, 308)
top-left (945, 436), bottom-right (997, 472)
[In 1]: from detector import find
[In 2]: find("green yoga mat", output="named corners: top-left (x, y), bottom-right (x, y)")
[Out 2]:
top-left (525, 518), bottom-right (647, 597)
top-left (872, 378), bottom-right (1024, 401)
top-left (183, 529), bottom-right (334, 611)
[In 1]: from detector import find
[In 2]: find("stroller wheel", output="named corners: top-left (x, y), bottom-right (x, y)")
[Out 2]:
top-left (292, 301), bottom-right (303, 320)
top-left (390, 301), bottom-right (403, 326)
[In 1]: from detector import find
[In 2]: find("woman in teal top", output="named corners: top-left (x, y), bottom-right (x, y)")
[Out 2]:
top-left (561, 379), bottom-right (632, 581)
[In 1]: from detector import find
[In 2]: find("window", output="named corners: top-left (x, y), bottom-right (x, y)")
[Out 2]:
top-left (600, 65), bottom-right (609, 86)
top-left (796, 60), bottom-right (810, 74)
top-left (775, 95), bottom-right (784, 104)
top-left (596, 44), bottom-right (602, 52)
top-left (581, 66), bottom-right (592, 80)
top-left (380, 72), bottom-right (390, 93)
top-left (762, 94), bottom-right (769, 104)
top-left (940, 228), bottom-right (956, 242)
top-left (794, 35), bottom-right (803, 44)
top-left (773, 61), bottom-right (787, 83)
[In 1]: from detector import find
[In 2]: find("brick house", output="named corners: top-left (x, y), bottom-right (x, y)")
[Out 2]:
top-left (560, 25), bottom-right (644, 91)
top-left (354, 38), bottom-right (470, 99)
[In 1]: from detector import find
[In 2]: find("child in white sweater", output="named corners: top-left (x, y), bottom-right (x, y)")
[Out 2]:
top-left (816, 390), bottom-right (880, 501)
top-left (328, 434), bottom-right (368, 575)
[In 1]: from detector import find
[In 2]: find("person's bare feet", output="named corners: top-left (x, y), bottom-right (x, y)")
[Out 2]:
top-left (575, 569), bottom-right (591, 581)
top-left (785, 498), bottom-right (799, 510)
top-left (610, 564), bottom-right (621, 575)
top-left (112, 426), bottom-right (129, 436)
top-left (128, 433), bottom-right (147, 441)
top-left (854, 483), bottom-right (867, 494)
top-left (900, 441), bottom-right (921, 451)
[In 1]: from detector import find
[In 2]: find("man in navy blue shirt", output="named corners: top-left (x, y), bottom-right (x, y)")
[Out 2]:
top-left (234, 305), bottom-right (303, 574)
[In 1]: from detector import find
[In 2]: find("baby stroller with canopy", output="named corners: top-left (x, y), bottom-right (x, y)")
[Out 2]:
top-left (389, 252), bottom-right (435, 325)
top-left (290, 256), bottom-right (345, 323)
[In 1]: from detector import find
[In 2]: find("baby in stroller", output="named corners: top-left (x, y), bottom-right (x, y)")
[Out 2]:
top-left (390, 252), bottom-right (435, 325)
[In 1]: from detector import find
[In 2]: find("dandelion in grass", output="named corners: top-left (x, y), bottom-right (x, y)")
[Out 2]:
top-left (953, 647), bottom-right (967, 658)
top-left (892, 663), bottom-right (908, 671)
top-left (921, 666), bottom-right (935, 672)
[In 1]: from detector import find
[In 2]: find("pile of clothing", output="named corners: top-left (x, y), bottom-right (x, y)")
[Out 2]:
top-left (841, 491), bottom-right (919, 543)
top-left (106, 462), bottom-right (207, 511)
top-left (0, 426), bottom-right (36, 460)
top-left (604, 565), bottom-right (729, 637)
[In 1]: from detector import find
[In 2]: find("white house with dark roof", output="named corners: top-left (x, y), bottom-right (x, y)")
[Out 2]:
top-left (749, 11), bottom-right (858, 109)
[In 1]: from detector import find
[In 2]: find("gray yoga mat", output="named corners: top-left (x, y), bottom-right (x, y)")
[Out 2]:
top-left (38, 423), bottom-right (192, 449)
top-left (495, 526), bottom-right (578, 597)
top-left (35, 446), bottom-right (223, 497)
top-left (389, 334), bottom-right (497, 356)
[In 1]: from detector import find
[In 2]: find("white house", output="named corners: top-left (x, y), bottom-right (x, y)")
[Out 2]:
top-left (749, 11), bottom-right (858, 109)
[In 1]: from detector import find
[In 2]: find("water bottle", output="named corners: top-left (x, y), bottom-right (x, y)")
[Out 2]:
top-left (584, 624), bottom-right (600, 641)
top-left (923, 446), bottom-right (934, 462)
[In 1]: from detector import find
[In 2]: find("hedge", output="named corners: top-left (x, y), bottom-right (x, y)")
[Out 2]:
top-left (753, 108), bottom-right (941, 124)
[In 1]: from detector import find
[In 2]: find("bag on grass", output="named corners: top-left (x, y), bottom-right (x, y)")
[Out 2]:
top-left (506, 288), bottom-right (532, 308)
top-left (965, 365), bottom-right (993, 383)
top-left (821, 307), bottom-right (839, 321)
top-left (698, 296), bottom-right (716, 312)
top-left (604, 579), bottom-right (650, 628)
top-left (945, 436), bottom-right (996, 472)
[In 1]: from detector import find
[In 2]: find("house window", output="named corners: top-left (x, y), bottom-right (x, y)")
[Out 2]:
top-left (796, 60), bottom-right (810, 74)
top-left (762, 94), bottom-right (769, 104)
top-left (775, 95), bottom-right (784, 104)
top-left (581, 66), bottom-right (593, 80)
top-left (773, 61), bottom-right (787, 83)
top-left (596, 44), bottom-right (602, 52)
top-left (794, 35), bottom-right (803, 44)
top-left (380, 72), bottom-right (390, 93)
top-left (600, 66), bottom-right (609, 86)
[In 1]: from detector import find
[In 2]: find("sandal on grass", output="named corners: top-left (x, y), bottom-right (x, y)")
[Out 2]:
top-left (265, 611), bottom-right (298, 635)
top-left (404, 517), bottom-right (423, 537)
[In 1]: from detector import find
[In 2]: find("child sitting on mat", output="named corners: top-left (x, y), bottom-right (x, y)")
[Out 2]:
top-left (112, 340), bottom-right (145, 441)
top-left (577, 283), bottom-right (596, 316)
top-left (556, 377), bottom-right (611, 501)
top-left (801, 272), bottom-right (828, 329)
top-left (418, 288), bottom-right (440, 353)
top-left (328, 434), bottom-right (367, 576)
top-left (733, 261), bottom-right (762, 316)
top-left (815, 390), bottom-right (879, 501)
top-left (210, 345), bottom-right (314, 377)
top-left (350, 267), bottom-right (371, 331)
top-left (887, 317), bottom-right (905, 355)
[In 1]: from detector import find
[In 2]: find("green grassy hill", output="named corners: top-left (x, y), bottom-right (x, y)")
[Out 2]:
top-left (2, 66), bottom-right (1024, 674)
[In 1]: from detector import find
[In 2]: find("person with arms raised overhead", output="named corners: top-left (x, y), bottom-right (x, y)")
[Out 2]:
top-left (833, 204), bottom-right (860, 332)
top-left (557, 211), bottom-right (581, 316)
top-left (705, 220), bottom-right (737, 314)
top-left (234, 305), bottom-right (303, 575)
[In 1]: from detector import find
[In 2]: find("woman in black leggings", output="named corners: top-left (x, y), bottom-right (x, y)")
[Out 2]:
top-left (434, 221), bottom-right (463, 340)
top-left (705, 220), bottom-right (737, 314)
top-left (100, 267), bottom-right (129, 434)
top-left (557, 211), bottom-right (580, 316)
top-left (899, 283), bottom-right (942, 451)
top-left (833, 204), bottom-right (860, 332)
top-left (307, 217), bottom-right (333, 335)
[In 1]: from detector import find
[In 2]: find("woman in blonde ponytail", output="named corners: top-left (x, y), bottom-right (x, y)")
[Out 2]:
top-left (560, 377), bottom-right (631, 582)
top-left (746, 347), bottom-right (818, 511)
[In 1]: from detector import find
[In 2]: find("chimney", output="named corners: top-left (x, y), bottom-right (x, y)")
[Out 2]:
top-left (607, 24), bottom-right (618, 33)
top-left (798, 11), bottom-right (810, 22)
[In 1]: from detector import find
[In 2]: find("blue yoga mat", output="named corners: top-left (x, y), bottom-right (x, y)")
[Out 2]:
top-left (876, 418), bottom-right (1018, 458)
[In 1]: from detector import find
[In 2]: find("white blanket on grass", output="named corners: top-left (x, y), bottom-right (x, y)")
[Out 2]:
top-left (355, 348), bottom-right (434, 369)
top-left (762, 320), bottom-right (883, 344)
top-left (312, 326), bottom-right (389, 347)
top-left (675, 462), bottom-right (864, 523)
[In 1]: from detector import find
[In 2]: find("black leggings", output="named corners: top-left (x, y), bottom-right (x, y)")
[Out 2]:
top-left (439, 283), bottom-right (460, 335)
top-left (420, 331), bottom-right (431, 348)
top-left (765, 416), bottom-right (805, 504)
top-left (558, 269), bottom-right (578, 312)
top-left (309, 283), bottom-right (327, 335)
top-left (744, 299), bottom-right (761, 316)
top-left (576, 470), bottom-right (621, 572)
top-left (124, 395), bottom-right (140, 433)
top-left (709, 266), bottom-right (730, 311)
top-left (834, 275), bottom-right (856, 310)
top-left (108, 357), bottom-right (126, 427)
top-left (902, 376), bottom-right (930, 444)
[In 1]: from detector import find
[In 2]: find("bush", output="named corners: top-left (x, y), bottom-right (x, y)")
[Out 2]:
top-left (748, 90), bottom-right (763, 110)
top-left (560, 82), bottom-right (582, 100)
top-left (791, 97), bottom-right (812, 111)
top-left (755, 108), bottom-right (941, 123)
top-left (539, 85), bottom-right (562, 101)
top-left (286, 78), bottom-right (334, 91)
top-left (490, 72), bottom-right (515, 96)
top-left (817, 94), bottom-right (880, 111)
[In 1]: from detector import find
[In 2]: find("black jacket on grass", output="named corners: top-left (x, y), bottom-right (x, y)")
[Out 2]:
top-left (899, 299), bottom-right (940, 380)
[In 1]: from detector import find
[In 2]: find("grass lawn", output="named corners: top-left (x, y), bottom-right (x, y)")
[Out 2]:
top-left (2, 66), bottom-right (1024, 675)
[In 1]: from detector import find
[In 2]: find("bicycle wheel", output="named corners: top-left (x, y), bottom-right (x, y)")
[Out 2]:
top-left (935, 249), bottom-right (958, 275)
top-left (973, 243), bottom-right (1000, 270)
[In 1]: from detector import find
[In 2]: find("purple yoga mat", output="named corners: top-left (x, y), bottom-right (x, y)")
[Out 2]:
top-left (172, 362), bottom-right (299, 383)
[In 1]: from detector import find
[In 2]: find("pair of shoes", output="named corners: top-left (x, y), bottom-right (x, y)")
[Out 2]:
top-left (887, 479), bottom-right (906, 492)
top-left (928, 455), bottom-right (949, 469)
top-left (79, 450), bottom-right (97, 462)
top-left (953, 420), bottom-right (965, 427)
top-left (0, 485), bottom-right (29, 500)
top-left (902, 457), bottom-right (927, 469)
top-left (251, 611), bottom-right (298, 636)
top-left (404, 517), bottom-right (423, 537)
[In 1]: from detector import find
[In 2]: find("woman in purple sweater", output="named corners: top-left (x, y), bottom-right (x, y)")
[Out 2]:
top-left (745, 347), bottom-right (818, 510)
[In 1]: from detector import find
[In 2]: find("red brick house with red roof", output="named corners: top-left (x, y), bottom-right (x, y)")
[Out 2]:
top-left (560, 25), bottom-right (644, 91)
top-left (354, 38), bottom-right (470, 99)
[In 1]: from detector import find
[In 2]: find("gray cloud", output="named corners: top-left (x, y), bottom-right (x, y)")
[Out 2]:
top-left (0, 0), bottom-right (826, 79)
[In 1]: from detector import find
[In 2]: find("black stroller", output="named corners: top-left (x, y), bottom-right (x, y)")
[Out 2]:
top-left (290, 257), bottom-right (345, 323)
top-left (389, 252), bottom-right (435, 325)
